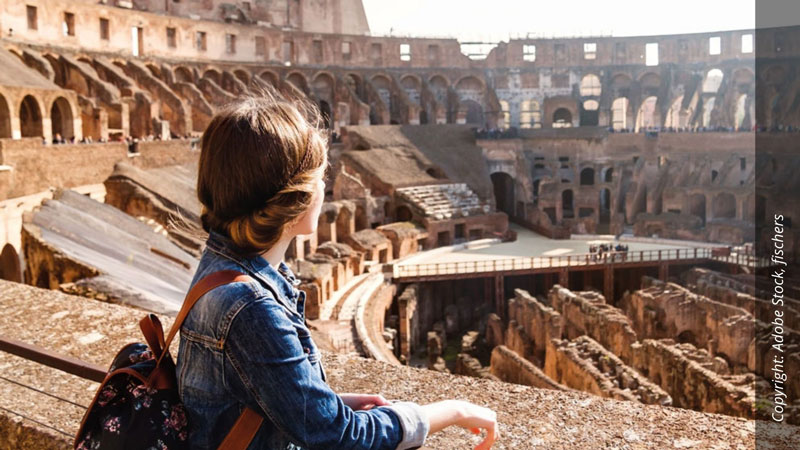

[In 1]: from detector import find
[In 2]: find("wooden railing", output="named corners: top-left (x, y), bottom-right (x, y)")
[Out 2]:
top-left (392, 247), bottom-right (769, 279)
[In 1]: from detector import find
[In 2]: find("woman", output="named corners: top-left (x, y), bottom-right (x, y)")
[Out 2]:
top-left (176, 93), bottom-right (499, 450)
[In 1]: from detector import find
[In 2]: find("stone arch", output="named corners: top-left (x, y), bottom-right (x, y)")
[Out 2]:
top-left (454, 75), bottom-right (485, 92)
top-left (635, 96), bottom-right (660, 131)
top-left (639, 72), bottom-right (661, 96)
top-left (580, 99), bottom-right (599, 126)
top-left (689, 193), bottom-right (707, 226)
top-left (712, 193), bottom-right (736, 219)
top-left (370, 74), bottom-right (393, 124)
top-left (202, 69), bottom-right (222, 85)
top-left (732, 67), bottom-right (755, 91)
top-left (580, 74), bottom-right (602, 97)
top-left (428, 74), bottom-right (450, 104)
top-left (677, 330), bottom-right (697, 345)
top-left (50, 96), bottom-right (75, 141)
top-left (233, 69), bottom-right (251, 85)
top-left (396, 205), bottom-right (413, 222)
top-left (287, 72), bottom-right (310, 95)
top-left (702, 68), bottom-right (724, 93)
top-left (259, 70), bottom-right (279, 87)
top-left (552, 107), bottom-right (572, 128)
top-left (20, 95), bottom-right (43, 138)
top-left (455, 76), bottom-right (485, 124)
top-left (399, 74), bottom-right (422, 109)
top-left (601, 167), bottom-right (614, 183)
top-left (611, 97), bottom-right (632, 130)
top-left (580, 167), bottom-right (595, 185)
top-left (490, 172), bottom-right (515, 217)
top-left (460, 99), bottom-right (483, 125)
top-left (0, 92), bottom-right (11, 138)
top-left (0, 244), bottom-right (21, 282)
top-left (146, 62), bottom-right (162, 79)
top-left (664, 95), bottom-right (687, 129)
top-left (174, 66), bottom-right (194, 83)
top-left (344, 73), bottom-right (365, 101)
top-left (312, 72), bottom-right (335, 99)
top-left (562, 189), bottom-right (574, 218)
top-left (611, 73), bottom-right (633, 97)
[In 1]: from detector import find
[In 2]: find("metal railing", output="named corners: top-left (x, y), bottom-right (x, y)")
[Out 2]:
top-left (392, 247), bottom-right (769, 279)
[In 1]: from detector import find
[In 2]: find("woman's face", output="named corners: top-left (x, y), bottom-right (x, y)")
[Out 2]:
top-left (289, 174), bottom-right (326, 237)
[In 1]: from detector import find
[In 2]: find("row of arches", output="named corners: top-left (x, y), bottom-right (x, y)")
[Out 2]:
top-left (183, 64), bottom-right (493, 128)
top-left (0, 91), bottom-right (76, 142)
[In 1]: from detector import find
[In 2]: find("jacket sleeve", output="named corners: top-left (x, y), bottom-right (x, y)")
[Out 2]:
top-left (223, 297), bottom-right (429, 450)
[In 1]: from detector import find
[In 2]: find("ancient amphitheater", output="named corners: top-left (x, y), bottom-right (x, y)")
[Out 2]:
top-left (0, 0), bottom-right (799, 448)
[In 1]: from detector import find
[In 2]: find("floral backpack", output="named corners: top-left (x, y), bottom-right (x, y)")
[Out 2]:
top-left (74, 270), bottom-right (263, 450)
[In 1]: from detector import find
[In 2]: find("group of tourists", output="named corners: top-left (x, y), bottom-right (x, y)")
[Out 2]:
top-left (589, 242), bottom-right (629, 261)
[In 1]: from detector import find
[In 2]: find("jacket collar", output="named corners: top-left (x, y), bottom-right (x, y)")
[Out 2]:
top-left (204, 229), bottom-right (304, 318)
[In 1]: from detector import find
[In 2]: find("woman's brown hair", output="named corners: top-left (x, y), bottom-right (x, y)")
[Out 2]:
top-left (196, 89), bottom-right (328, 256)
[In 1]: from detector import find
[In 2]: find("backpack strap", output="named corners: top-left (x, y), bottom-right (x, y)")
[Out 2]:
top-left (218, 408), bottom-right (265, 450)
top-left (158, 270), bottom-right (253, 367)
top-left (160, 269), bottom-right (265, 450)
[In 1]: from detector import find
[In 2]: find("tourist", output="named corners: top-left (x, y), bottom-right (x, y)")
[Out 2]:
top-left (177, 93), bottom-right (499, 449)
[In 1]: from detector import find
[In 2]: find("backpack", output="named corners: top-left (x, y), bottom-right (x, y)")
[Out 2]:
top-left (74, 270), bottom-right (263, 450)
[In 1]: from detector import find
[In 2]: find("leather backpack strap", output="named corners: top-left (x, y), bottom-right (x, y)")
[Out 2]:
top-left (217, 407), bottom-right (264, 450)
top-left (157, 270), bottom-right (253, 367)
top-left (162, 270), bottom-right (265, 449)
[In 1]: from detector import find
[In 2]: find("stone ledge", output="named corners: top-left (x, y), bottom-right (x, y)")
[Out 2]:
top-left (0, 280), bottom-right (798, 449)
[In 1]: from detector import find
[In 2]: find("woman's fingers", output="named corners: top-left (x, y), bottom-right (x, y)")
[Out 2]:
top-left (371, 394), bottom-right (390, 406)
top-left (473, 423), bottom-right (499, 450)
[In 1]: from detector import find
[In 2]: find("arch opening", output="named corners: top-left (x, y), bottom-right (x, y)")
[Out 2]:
top-left (0, 244), bottom-right (21, 283)
top-left (689, 193), bottom-right (707, 226)
top-left (491, 172), bottom-right (515, 217)
top-left (20, 95), bottom-right (43, 138)
top-left (580, 167), bottom-right (595, 185)
top-left (712, 193), bottom-right (736, 219)
top-left (0, 93), bottom-right (11, 138)
top-left (636, 96), bottom-right (660, 132)
top-left (562, 190), bottom-right (574, 218)
top-left (51, 97), bottom-right (74, 142)
top-left (552, 108), bottom-right (572, 128)
top-left (611, 97), bottom-right (631, 130)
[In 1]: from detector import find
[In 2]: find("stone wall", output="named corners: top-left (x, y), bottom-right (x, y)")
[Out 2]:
top-left (631, 339), bottom-right (756, 419)
top-left (0, 139), bottom-right (126, 199)
top-left (544, 336), bottom-right (671, 406)
top-left (0, 139), bottom-right (198, 201)
top-left (489, 345), bottom-right (568, 391)
top-left (506, 288), bottom-right (562, 364)
top-left (683, 267), bottom-right (800, 330)
top-left (620, 277), bottom-right (753, 369)
top-left (547, 285), bottom-right (638, 363)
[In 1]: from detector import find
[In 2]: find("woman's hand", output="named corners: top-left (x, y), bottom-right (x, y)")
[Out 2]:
top-left (339, 393), bottom-right (391, 411)
top-left (453, 401), bottom-right (499, 450)
top-left (422, 400), bottom-right (499, 450)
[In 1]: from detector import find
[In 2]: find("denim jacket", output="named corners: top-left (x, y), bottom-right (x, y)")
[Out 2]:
top-left (176, 230), bottom-right (430, 449)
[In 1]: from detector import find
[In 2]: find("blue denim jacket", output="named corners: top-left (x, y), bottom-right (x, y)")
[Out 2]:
top-left (176, 230), bottom-right (429, 449)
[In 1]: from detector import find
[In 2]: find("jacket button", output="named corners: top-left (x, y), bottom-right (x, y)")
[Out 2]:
top-left (304, 347), bottom-right (310, 354)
